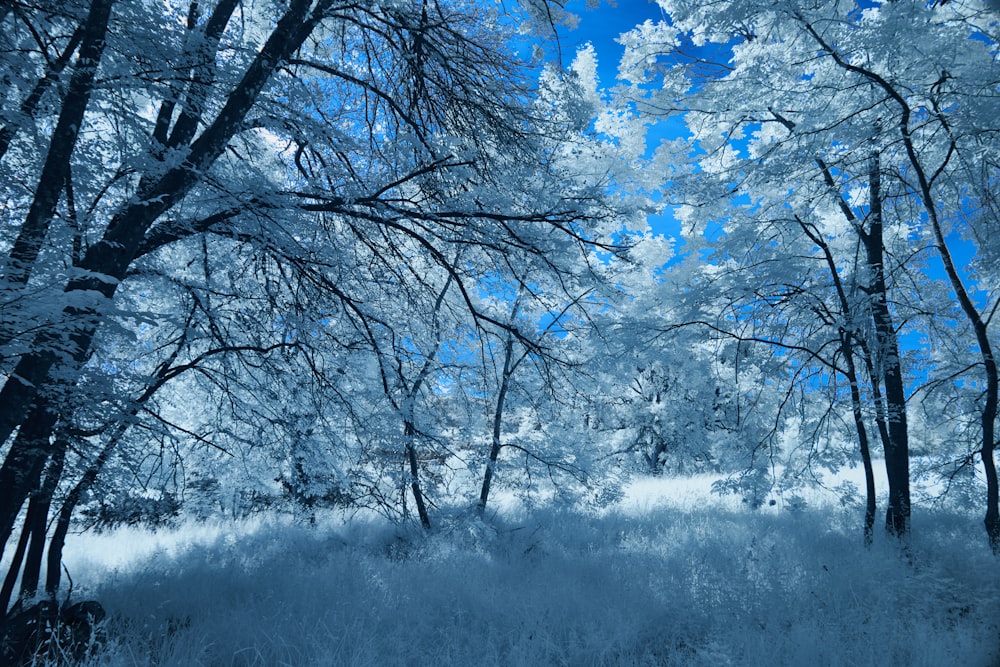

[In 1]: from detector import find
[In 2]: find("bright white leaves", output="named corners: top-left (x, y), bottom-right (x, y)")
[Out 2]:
top-left (602, 0), bottom-right (999, 495)
top-left (613, 0), bottom-right (999, 232)
top-left (616, 20), bottom-right (680, 85)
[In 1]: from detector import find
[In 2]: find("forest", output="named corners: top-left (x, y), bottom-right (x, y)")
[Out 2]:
top-left (0, 0), bottom-right (997, 664)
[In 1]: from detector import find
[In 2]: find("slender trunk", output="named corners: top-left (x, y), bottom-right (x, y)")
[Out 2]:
top-left (982, 407), bottom-right (999, 553)
top-left (922, 188), bottom-right (999, 553)
top-left (858, 340), bottom-right (892, 459)
top-left (4, 0), bottom-right (113, 287)
top-left (925, 227), bottom-right (999, 550)
top-left (842, 332), bottom-right (877, 544)
top-left (8, 499), bottom-right (49, 607)
top-left (984, 406), bottom-right (999, 553)
top-left (796, 217), bottom-right (879, 541)
top-left (0, 400), bottom-right (61, 563)
top-left (0, 24), bottom-right (86, 163)
top-left (0, 518), bottom-right (31, 616)
top-left (404, 421), bottom-right (430, 530)
top-left (394, 276), bottom-right (454, 530)
top-left (861, 155), bottom-right (910, 537)
top-left (0, 436), bottom-right (65, 614)
top-left (17, 444), bottom-right (66, 602)
top-left (809, 158), bottom-right (896, 501)
top-left (46, 435), bottom-right (117, 597)
top-left (160, 0), bottom-right (241, 152)
top-left (478, 334), bottom-right (515, 516)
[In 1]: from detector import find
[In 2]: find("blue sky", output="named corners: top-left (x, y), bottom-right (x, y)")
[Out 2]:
top-left (561, 1), bottom-right (664, 85)
top-left (559, 1), bottom-right (683, 242)
top-left (551, 1), bottom-right (985, 372)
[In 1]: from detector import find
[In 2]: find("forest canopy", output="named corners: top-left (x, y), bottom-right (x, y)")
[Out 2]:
top-left (0, 0), bottom-right (997, 659)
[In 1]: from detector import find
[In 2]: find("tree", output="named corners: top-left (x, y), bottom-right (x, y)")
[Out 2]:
top-left (475, 287), bottom-right (596, 516)
top-left (610, 0), bottom-right (1000, 541)
top-left (0, 0), bottom-right (631, 613)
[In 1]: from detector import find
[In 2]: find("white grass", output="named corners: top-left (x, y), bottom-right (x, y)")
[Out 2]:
top-left (60, 475), bottom-right (1000, 666)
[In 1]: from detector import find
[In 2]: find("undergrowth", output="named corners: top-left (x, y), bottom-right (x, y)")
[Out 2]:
top-left (57, 495), bottom-right (1000, 666)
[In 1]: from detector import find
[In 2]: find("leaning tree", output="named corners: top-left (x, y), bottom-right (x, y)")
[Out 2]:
top-left (0, 0), bottom-right (631, 616)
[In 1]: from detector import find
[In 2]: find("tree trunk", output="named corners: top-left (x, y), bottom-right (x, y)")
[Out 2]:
top-left (404, 421), bottom-right (431, 530)
top-left (46, 435), bottom-right (117, 597)
top-left (393, 275), bottom-right (454, 530)
top-left (0, 518), bottom-right (31, 616)
top-left (796, 217), bottom-right (879, 543)
top-left (478, 334), bottom-right (515, 516)
top-left (17, 444), bottom-right (66, 602)
top-left (922, 180), bottom-right (999, 553)
top-left (861, 155), bottom-right (910, 537)
top-left (0, 399), bottom-right (62, 562)
top-left (0, 0), bottom-right (325, 544)
top-left (842, 332), bottom-right (877, 544)
top-left (0, 436), bottom-right (65, 614)
top-left (930, 242), bottom-right (999, 551)
top-left (0, 24), bottom-right (85, 163)
top-left (3, 0), bottom-right (113, 287)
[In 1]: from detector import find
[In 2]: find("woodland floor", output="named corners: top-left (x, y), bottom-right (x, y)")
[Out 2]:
top-left (46, 472), bottom-right (1000, 666)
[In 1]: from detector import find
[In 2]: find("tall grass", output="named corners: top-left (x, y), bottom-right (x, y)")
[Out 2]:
top-left (56, 478), bottom-right (1000, 665)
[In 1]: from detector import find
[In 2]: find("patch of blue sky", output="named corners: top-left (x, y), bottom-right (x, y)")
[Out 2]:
top-left (535, 309), bottom-right (570, 338)
top-left (545, 3), bottom-right (987, 283)
top-left (559, 3), bottom-right (766, 256)
top-left (558, 1), bottom-right (665, 84)
top-left (473, 269), bottom-right (521, 304)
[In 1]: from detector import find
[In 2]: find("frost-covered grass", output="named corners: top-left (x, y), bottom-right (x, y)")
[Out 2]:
top-left (63, 476), bottom-right (1000, 666)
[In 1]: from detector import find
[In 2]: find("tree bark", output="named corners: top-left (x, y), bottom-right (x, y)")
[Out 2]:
top-left (4, 0), bottom-right (113, 287)
top-left (17, 444), bottom-right (66, 603)
top-left (927, 215), bottom-right (999, 552)
top-left (0, 0), bottom-right (328, 568)
top-left (45, 430), bottom-right (120, 597)
top-left (0, 398), bottom-right (62, 563)
top-left (404, 421), bottom-right (431, 530)
top-left (842, 332), bottom-right (877, 544)
top-left (0, 23), bottom-right (86, 163)
top-left (478, 332), bottom-right (515, 516)
top-left (922, 177), bottom-right (999, 553)
top-left (796, 217), bottom-right (878, 543)
top-left (396, 277), bottom-right (455, 530)
top-left (860, 155), bottom-right (910, 537)
top-left (0, 516), bottom-right (31, 616)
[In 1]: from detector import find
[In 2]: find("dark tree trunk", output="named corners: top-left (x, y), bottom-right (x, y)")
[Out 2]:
top-left (46, 435), bottom-right (117, 597)
top-left (0, 517), bottom-right (31, 616)
top-left (796, 217), bottom-right (878, 543)
top-left (922, 177), bottom-right (999, 552)
top-left (4, 0), bottom-right (113, 287)
top-left (394, 276), bottom-right (454, 530)
top-left (0, 24), bottom-right (86, 163)
top-left (842, 333), bottom-right (877, 544)
top-left (0, 437), bottom-right (65, 614)
top-left (478, 334), bottom-right (515, 516)
top-left (861, 155), bottom-right (910, 537)
top-left (0, 0), bottom-right (325, 548)
top-left (18, 445), bottom-right (66, 602)
top-left (0, 400), bottom-right (62, 562)
top-left (404, 421), bottom-right (431, 530)
top-left (983, 418), bottom-right (999, 553)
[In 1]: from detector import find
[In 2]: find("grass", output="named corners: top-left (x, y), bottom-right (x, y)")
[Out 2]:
top-left (55, 475), bottom-right (1000, 666)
